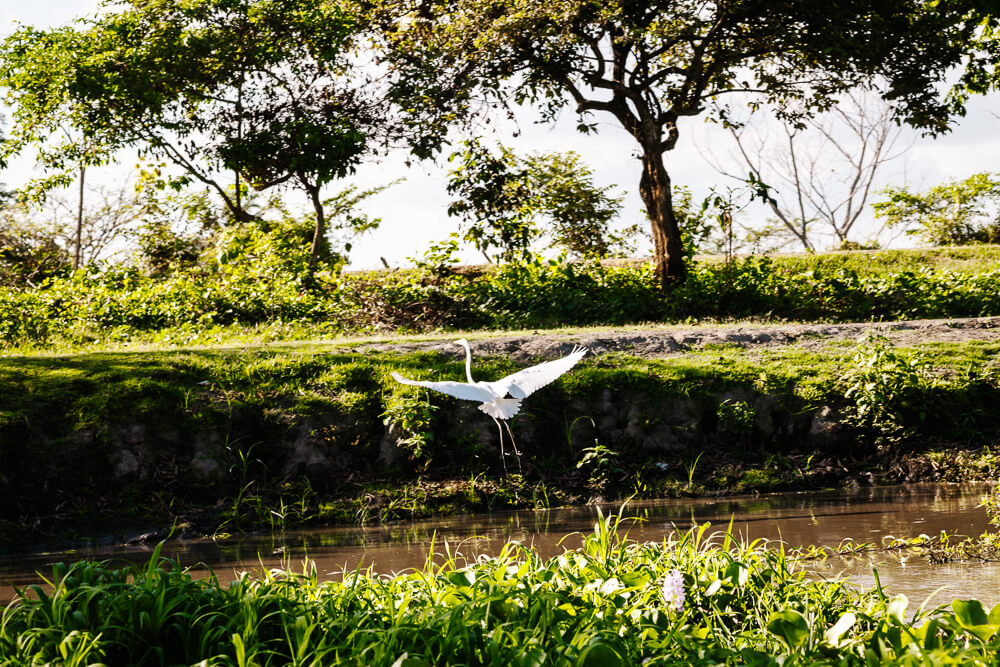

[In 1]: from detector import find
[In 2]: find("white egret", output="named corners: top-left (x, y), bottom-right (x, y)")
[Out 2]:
top-left (391, 339), bottom-right (588, 472)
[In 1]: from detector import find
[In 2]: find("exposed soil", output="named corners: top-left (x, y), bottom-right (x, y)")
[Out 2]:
top-left (357, 316), bottom-right (1000, 362)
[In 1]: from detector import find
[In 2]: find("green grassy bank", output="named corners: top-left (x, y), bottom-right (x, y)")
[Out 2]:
top-left (4, 245), bottom-right (1000, 353)
top-left (3, 331), bottom-right (999, 546)
top-left (5, 517), bottom-right (1000, 666)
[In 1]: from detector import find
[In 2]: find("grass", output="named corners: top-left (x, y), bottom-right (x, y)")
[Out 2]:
top-left (3, 332), bottom-right (1000, 544)
top-left (5, 514), bottom-right (1000, 665)
top-left (728, 244), bottom-right (1000, 274)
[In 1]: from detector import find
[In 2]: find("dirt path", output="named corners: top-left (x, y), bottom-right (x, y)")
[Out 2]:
top-left (361, 316), bottom-right (1000, 362)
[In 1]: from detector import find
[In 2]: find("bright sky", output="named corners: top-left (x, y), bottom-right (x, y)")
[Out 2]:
top-left (4, 0), bottom-right (1000, 268)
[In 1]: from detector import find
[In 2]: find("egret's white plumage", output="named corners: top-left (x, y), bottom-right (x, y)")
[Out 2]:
top-left (391, 338), bottom-right (588, 471)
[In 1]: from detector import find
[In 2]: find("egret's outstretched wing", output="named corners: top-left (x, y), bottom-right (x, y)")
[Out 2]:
top-left (490, 346), bottom-right (588, 399)
top-left (391, 372), bottom-right (494, 403)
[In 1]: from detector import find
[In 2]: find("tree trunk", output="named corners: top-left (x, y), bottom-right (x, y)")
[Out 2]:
top-left (638, 149), bottom-right (686, 284)
top-left (305, 181), bottom-right (326, 271)
top-left (74, 165), bottom-right (85, 271)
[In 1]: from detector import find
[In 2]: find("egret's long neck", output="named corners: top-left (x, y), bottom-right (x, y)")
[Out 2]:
top-left (461, 341), bottom-right (474, 383)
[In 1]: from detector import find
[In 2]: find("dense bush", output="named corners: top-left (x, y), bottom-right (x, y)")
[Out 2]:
top-left (4, 248), bottom-right (1000, 348)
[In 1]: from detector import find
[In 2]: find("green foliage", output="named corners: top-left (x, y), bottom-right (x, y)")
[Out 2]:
top-left (383, 0), bottom-right (991, 280)
top-left (523, 151), bottom-right (627, 259)
top-left (0, 201), bottom-right (70, 286)
top-left (982, 485), bottom-right (1000, 529)
top-left (411, 232), bottom-right (462, 275)
top-left (717, 399), bottom-right (756, 438)
top-left (446, 140), bottom-right (625, 261)
top-left (841, 333), bottom-right (938, 437)
top-left (575, 429), bottom-right (623, 489)
top-left (5, 327), bottom-right (1000, 534)
top-left (0, 0), bottom-right (373, 264)
top-left (874, 173), bottom-right (1000, 246)
top-left (9, 519), bottom-right (1000, 665)
top-left (8, 247), bottom-right (1000, 349)
top-left (131, 182), bottom-right (223, 276)
top-left (699, 173), bottom-right (778, 261)
top-left (381, 382), bottom-right (439, 460)
top-left (674, 186), bottom-right (712, 259)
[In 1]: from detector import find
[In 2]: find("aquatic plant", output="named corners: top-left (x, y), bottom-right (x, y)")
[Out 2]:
top-left (5, 514), bottom-right (1000, 665)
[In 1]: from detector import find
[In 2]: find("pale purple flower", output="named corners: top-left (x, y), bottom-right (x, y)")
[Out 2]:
top-left (661, 569), bottom-right (685, 612)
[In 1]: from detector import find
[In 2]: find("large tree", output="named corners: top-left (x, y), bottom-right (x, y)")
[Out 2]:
top-left (379, 0), bottom-right (996, 282)
top-left (1, 0), bottom-right (374, 267)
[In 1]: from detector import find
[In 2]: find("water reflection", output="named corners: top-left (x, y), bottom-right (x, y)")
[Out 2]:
top-left (2, 482), bottom-right (997, 605)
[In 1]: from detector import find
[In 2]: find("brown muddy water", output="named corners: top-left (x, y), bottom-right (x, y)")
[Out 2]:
top-left (2, 482), bottom-right (998, 606)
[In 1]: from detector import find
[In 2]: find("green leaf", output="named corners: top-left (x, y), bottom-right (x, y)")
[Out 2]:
top-left (951, 599), bottom-right (998, 642)
top-left (766, 609), bottom-right (810, 649)
top-left (620, 571), bottom-right (650, 588)
top-left (577, 641), bottom-right (624, 667)
top-left (988, 603), bottom-right (1000, 625)
top-left (953, 599), bottom-right (989, 627)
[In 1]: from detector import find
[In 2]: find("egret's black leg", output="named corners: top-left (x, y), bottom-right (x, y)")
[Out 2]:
top-left (502, 420), bottom-right (522, 473)
top-left (492, 416), bottom-right (508, 476)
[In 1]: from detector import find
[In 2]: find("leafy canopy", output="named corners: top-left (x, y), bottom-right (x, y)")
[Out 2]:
top-left (874, 172), bottom-right (1000, 246)
top-left (446, 140), bottom-right (626, 261)
top-left (380, 0), bottom-right (997, 281)
top-left (1, 0), bottom-right (368, 219)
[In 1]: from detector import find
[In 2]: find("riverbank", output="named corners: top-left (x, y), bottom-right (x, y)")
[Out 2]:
top-left (3, 317), bottom-right (1000, 549)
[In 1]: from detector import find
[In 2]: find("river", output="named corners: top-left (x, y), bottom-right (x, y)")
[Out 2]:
top-left (2, 482), bottom-right (997, 607)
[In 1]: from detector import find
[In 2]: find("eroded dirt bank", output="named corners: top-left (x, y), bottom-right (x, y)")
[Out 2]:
top-left (3, 316), bottom-right (1000, 549)
top-left (358, 316), bottom-right (1000, 361)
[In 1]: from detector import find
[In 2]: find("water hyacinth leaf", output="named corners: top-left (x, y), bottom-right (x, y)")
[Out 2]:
top-left (518, 646), bottom-right (546, 667)
top-left (577, 640), bottom-right (624, 667)
top-left (704, 579), bottom-right (723, 596)
top-left (445, 569), bottom-right (476, 588)
top-left (766, 610), bottom-right (810, 648)
top-left (949, 599), bottom-right (998, 642)
top-left (620, 571), bottom-right (649, 589)
top-left (739, 648), bottom-right (775, 666)
top-left (915, 618), bottom-right (943, 650)
top-left (989, 603), bottom-right (1000, 626)
top-left (824, 612), bottom-right (856, 648)
top-left (640, 608), bottom-right (668, 629)
top-left (953, 599), bottom-right (989, 627)
top-left (887, 594), bottom-right (909, 624)
top-left (724, 561), bottom-right (749, 586)
top-left (881, 625), bottom-right (911, 655)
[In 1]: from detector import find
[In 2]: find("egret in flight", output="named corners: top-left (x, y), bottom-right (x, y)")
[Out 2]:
top-left (391, 339), bottom-right (588, 472)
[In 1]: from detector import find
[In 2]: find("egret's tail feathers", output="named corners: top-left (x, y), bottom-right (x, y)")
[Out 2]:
top-left (479, 398), bottom-right (522, 420)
